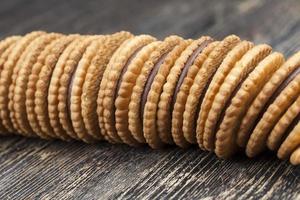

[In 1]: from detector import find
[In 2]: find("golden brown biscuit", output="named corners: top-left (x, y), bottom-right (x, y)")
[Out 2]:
top-left (141, 36), bottom-right (187, 148)
top-left (203, 44), bottom-right (272, 152)
top-left (30, 35), bottom-right (79, 140)
top-left (215, 52), bottom-right (284, 158)
top-left (172, 41), bottom-right (219, 148)
top-left (102, 35), bottom-right (155, 144)
top-left (183, 35), bottom-right (240, 145)
top-left (58, 36), bottom-right (102, 142)
top-left (196, 41), bottom-right (253, 149)
top-left (268, 95), bottom-right (300, 151)
top-left (246, 70), bottom-right (300, 157)
top-left (0, 36), bottom-right (21, 134)
top-left (277, 121), bottom-right (300, 160)
top-left (128, 37), bottom-right (187, 145)
top-left (48, 37), bottom-right (83, 140)
top-left (157, 37), bottom-right (212, 146)
top-left (82, 31), bottom-right (132, 141)
top-left (290, 147), bottom-right (300, 165)
top-left (11, 33), bottom-right (62, 138)
top-left (237, 52), bottom-right (300, 148)
top-left (115, 40), bottom-right (161, 145)
top-left (97, 38), bottom-right (133, 143)
top-left (0, 31), bottom-right (45, 133)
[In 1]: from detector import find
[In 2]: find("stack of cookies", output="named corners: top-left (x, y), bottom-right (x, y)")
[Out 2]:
top-left (0, 31), bottom-right (299, 165)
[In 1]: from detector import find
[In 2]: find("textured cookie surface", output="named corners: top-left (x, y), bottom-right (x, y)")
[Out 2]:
top-left (102, 35), bottom-right (156, 144)
top-left (142, 36), bottom-right (186, 148)
top-left (0, 31), bottom-right (298, 166)
top-left (156, 37), bottom-right (212, 146)
top-left (196, 41), bottom-right (253, 149)
top-left (183, 35), bottom-right (241, 145)
top-left (82, 31), bottom-right (132, 141)
top-left (215, 52), bottom-right (284, 158)
top-left (237, 52), bottom-right (300, 148)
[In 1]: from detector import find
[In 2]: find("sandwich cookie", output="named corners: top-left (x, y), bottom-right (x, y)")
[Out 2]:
top-left (246, 66), bottom-right (300, 157)
top-left (114, 40), bottom-right (162, 146)
top-left (68, 37), bottom-right (108, 142)
top-left (203, 44), bottom-right (272, 152)
top-left (27, 36), bottom-right (78, 140)
top-left (172, 40), bottom-right (219, 148)
top-left (268, 95), bottom-right (300, 151)
top-left (77, 32), bottom-right (133, 141)
top-left (0, 31), bottom-right (45, 133)
top-left (204, 44), bottom-right (272, 152)
top-left (102, 35), bottom-right (156, 144)
top-left (0, 36), bottom-right (21, 135)
top-left (277, 120), bottom-right (300, 160)
top-left (214, 52), bottom-right (284, 158)
top-left (183, 35), bottom-right (241, 145)
top-left (47, 36), bottom-right (83, 140)
top-left (290, 147), bottom-right (300, 165)
top-left (9, 36), bottom-right (43, 134)
top-left (129, 37), bottom-right (187, 145)
top-left (97, 38), bottom-right (133, 143)
top-left (10, 33), bottom-right (62, 137)
top-left (237, 52), bottom-right (300, 148)
top-left (157, 37), bottom-right (213, 146)
top-left (141, 36), bottom-right (188, 148)
top-left (196, 41), bottom-right (253, 149)
top-left (5, 32), bottom-right (47, 135)
top-left (57, 36), bottom-right (102, 142)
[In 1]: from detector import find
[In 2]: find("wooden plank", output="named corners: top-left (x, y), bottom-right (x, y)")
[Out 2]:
top-left (0, 0), bottom-right (299, 199)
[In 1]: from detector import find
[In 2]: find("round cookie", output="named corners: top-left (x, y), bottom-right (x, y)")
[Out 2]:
top-left (183, 35), bottom-right (241, 145)
top-left (237, 51), bottom-right (300, 148)
top-left (277, 120), bottom-right (300, 160)
top-left (102, 35), bottom-right (156, 144)
top-left (68, 36), bottom-right (107, 142)
top-left (141, 37), bottom-right (188, 148)
top-left (203, 44), bottom-right (272, 151)
top-left (157, 36), bottom-right (213, 146)
top-left (214, 52), bottom-right (284, 158)
top-left (0, 36), bottom-right (21, 135)
top-left (114, 40), bottom-right (162, 146)
top-left (74, 32), bottom-right (133, 141)
top-left (195, 41), bottom-right (253, 149)
top-left (246, 67), bottom-right (300, 157)
top-left (0, 36), bottom-right (21, 56)
top-left (10, 33), bottom-right (62, 137)
top-left (97, 38), bottom-right (133, 143)
top-left (30, 36), bottom-right (79, 140)
top-left (70, 39), bottom-right (110, 142)
top-left (57, 36), bottom-right (101, 142)
top-left (268, 95), bottom-right (300, 151)
top-left (290, 147), bottom-right (300, 165)
top-left (128, 37), bottom-right (187, 145)
top-left (0, 31), bottom-right (45, 133)
top-left (46, 36), bottom-right (83, 140)
top-left (172, 41), bottom-right (219, 148)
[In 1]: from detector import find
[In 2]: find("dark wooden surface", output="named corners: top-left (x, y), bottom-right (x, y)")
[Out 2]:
top-left (0, 0), bottom-right (299, 199)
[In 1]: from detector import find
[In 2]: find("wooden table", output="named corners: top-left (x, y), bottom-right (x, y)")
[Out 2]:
top-left (0, 0), bottom-right (299, 199)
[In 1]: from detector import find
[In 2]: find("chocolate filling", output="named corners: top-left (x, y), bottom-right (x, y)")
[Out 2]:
top-left (193, 67), bottom-right (218, 129)
top-left (245, 66), bottom-right (300, 136)
top-left (115, 46), bottom-right (145, 101)
top-left (214, 69), bottom-right (250, 133)
top-left (140, 52), bottom-right (169, 119)
top-left (172, 39), bottom-right (213, 108)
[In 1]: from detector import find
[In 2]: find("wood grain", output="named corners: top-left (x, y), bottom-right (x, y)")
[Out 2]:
top-left (0, 0), bottom-right (299, 199)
